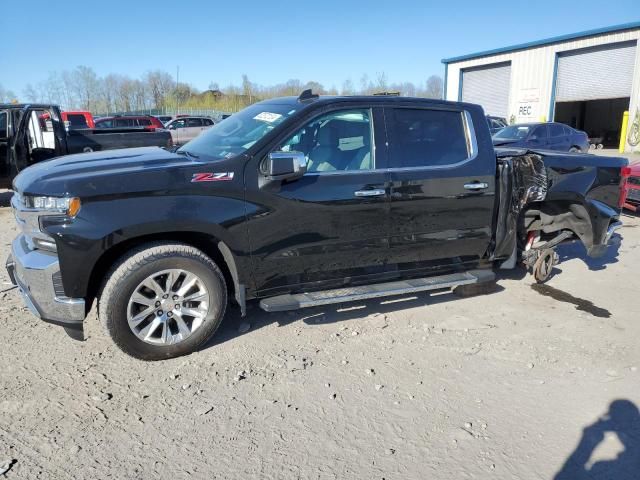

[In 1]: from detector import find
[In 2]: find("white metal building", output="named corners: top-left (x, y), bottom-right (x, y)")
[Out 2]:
top-left (443, 22), bottom-right (640, 152)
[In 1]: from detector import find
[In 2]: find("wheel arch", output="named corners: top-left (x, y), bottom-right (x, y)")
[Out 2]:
top-left (86, 231), bottom-right (244, 313)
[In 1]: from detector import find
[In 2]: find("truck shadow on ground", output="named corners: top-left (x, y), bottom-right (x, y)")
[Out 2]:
top-left (554, 399), bottom-right (640, 480)
top-left (556, 234), bottom-right (622, 271)
top-left (206, 234), bottom-right (623, 349)
top-left (205, 283), bottom-right (506, 349)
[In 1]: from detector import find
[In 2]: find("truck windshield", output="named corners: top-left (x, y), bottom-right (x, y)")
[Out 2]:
top-left (493, 125), bottom-right (531, 140)
top-left (179, 103), bottom-right (300, 159)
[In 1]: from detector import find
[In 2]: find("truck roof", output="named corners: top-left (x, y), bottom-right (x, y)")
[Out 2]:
top-left (255, 95), bottom-right (480, 111)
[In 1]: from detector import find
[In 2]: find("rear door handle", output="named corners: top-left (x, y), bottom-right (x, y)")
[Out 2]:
top-left (463, 182), bottom-right (489, 191)
top-left (354, 189), bottom-right (386, 197)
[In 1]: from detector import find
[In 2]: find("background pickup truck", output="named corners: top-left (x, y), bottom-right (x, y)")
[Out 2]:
top-left (6, 91), bottom-right (628, 360)
top-left (0, 104), bottom-right (173, 187)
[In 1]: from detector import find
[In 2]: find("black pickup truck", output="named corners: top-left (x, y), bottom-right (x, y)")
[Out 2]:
top-left (0, 104), bottom-right (172, 188)
top-left (6, 91), bottom-right (628, 360)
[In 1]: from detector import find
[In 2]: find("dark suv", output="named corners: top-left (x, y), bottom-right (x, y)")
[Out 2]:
top-left (95, 115), bottom-right (165, 130)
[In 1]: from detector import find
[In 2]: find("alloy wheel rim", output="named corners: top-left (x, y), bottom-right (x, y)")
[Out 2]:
top-left (127, 269), bottom-right (210, 345)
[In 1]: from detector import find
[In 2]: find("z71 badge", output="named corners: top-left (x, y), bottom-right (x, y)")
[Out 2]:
top-left (191, 172), bottom-right (235, 182)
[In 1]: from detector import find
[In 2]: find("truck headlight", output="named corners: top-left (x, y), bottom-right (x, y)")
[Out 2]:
top-left (24, 196), bottom-right (81, 217)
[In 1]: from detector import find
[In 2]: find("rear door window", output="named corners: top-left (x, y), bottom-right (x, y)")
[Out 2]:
top-left (114, 118), bottom-right (134, 127)
top-left (549, 124), bottom-right (565, 137)
top-left (138, 118), bottom-right (152, 126)
top-left (532, 125), bottom-right (548, 139)
top-left (387, 108), bottom-right (470, 168)
top-left (66, 114), bottom-right (88, 129)
top-left (187, 118), bottom-right (203, 127)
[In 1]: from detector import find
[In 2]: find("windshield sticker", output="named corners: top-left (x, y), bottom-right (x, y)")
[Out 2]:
top-left (253, 112), bottom-right (282, 123)
top-left (191, 172), bottom-right (235, 183)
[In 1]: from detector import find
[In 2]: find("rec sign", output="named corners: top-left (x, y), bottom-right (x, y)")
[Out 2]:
top-left (518, 104), bottom-right (534, 116)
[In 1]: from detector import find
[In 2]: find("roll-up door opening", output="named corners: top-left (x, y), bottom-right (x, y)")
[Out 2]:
top-left (553, 41), bottom-right (636, 148)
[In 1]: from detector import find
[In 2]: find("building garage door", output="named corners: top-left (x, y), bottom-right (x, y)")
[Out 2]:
top-left (555, 41), bottom-right (637, 102)
top-left (461, 62), bottom-right (511, 117)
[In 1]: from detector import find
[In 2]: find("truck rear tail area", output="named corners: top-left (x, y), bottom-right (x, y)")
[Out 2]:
top-left (493, 148), bottom-right (627, 281)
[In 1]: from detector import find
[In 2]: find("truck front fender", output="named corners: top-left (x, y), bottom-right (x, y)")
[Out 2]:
top-left (43, 195), bottom-right (252, 299)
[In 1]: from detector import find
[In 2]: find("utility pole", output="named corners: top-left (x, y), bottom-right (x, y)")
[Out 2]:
top-left (176, 65), bottom-right (180, 115)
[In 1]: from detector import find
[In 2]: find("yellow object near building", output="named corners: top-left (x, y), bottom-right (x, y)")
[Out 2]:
top-left (619, 111), bottom-right (629, 153)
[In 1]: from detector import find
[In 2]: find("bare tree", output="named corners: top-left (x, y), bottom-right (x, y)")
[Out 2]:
top-left (70, 66), bottom-right (100, 111)
top-left (242, 74), bottom-right (253, 103)
top-left (22, 84), bottom-right (39, 102)
top-left (375, 72), bottom-right (388, 91)
top-left (425, 75), bottom-right (443, 99)
top-left (146, 70), bottom-right (174, 109)
top-left (0, 84), bottom-right (17, 103)
top-left (341, 79), bottom-right (355, 95)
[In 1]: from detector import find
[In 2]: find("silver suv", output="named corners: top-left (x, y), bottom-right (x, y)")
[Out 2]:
top-left (166, 116), bottom-right (214, 145)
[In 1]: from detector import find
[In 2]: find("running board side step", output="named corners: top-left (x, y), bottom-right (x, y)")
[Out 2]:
top-left (259, 270), bottom-right (495, 312)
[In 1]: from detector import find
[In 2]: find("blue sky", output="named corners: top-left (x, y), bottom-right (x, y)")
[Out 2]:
top-left (1, 0), bottom-right (638, 94)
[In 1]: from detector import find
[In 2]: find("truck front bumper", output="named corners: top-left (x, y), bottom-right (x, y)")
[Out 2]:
top-left (6, 235), bottom-right (86, 339)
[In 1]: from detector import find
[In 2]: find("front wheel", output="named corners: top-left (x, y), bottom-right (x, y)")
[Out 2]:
top-left (99, 242), bottom-right (227, 360)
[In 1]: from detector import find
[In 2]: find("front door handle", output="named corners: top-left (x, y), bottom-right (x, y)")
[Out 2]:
top-left (463, 182), bottom-right (489, 191)
top-left (354, 189), bottom-right (386, 197)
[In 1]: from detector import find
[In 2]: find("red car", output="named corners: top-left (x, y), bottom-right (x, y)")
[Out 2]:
top-left (95, 115), bottom-right (164, 130)
top-left (623, 163), bottom-right (640, 212)
top-left (40, 111), bottom-right (96, 129)
top-left (63, 111), bottom-right (95, 129)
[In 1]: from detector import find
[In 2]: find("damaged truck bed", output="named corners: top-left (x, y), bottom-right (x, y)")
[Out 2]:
top-left (493, 147), bottom-right (627, 281)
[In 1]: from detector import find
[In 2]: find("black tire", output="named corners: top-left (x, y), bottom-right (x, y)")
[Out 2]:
top-left (99, 242), bottom-right (227, 361)
top-left (569, 147), bottom-right (580, 153)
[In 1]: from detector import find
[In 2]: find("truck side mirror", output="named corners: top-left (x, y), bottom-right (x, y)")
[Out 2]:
top-left (267, 151), bottom-right (307, 180)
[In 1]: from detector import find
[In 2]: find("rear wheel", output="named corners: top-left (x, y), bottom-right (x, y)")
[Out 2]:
top-left (569, 146), bottom-right (580, 153)
top-left (99, 242), bottom-right (227, 360)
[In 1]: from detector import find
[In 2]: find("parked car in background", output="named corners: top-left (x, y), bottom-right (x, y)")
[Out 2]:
top-left (0, 104), bottom-right (172, 187)
top-left (63, 111), bottom-right (96, 129)
top-left (492, 122), bottom-right (590, 152)
top-left (165, 116), bottom-right (214, 145)
top-left (96, 115), bottom-right (165, 130)
top-left (155, 115), bottom-right (174, 125)
top-left (40, 111), bottom-right (96, 130)
top-left (487, 116), bottom-right (507, 135)
top-left (623, 163), bottom-right (640, 212)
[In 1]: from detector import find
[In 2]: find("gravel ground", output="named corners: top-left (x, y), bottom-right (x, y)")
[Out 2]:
top-left (0, 193), bottom-right (639, 479)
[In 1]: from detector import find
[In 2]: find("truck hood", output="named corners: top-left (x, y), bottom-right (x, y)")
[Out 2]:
top-left (13, 147), bottom-right (202, 197)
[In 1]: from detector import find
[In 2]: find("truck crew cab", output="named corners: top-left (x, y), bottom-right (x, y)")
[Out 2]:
top-left (6, 91), bottom-right (628, 360)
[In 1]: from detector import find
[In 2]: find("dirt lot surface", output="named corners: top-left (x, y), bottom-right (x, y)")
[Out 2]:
top-left (0, 194), bottom-right (639, 479)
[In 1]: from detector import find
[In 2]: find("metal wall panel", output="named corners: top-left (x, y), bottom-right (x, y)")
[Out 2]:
top-left (555, 41), bottom-right (637, 101)
top-left (461, 63), bottom-right (511, 117)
